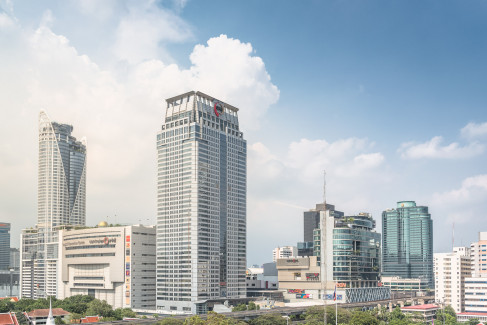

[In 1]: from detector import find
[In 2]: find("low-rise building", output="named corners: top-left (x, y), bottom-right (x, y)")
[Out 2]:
top-left (457, 312), bottom-right (487, 323)
top-left (26, 308), bottom-right (70, 325)
top-left (58, 223), bottom-right (156, 310)
top-left (400, 304), bottom-right (439, 321)
top-left (0, 312), bottom-right (19, 325)
top-left (273, 247), bottom-right (297, 262)
top-left (381, 276), bottom-right (428, 294)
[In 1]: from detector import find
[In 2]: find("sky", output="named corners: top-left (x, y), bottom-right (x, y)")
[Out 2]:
top-left (1, 0), bottom-right (487, 266)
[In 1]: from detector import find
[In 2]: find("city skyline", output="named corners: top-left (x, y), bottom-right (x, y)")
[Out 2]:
top-left (1, 1), bottom-right (487, 266)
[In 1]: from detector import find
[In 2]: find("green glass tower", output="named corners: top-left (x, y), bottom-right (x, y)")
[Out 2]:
top-left (382, 201), bottom-right (434, 289)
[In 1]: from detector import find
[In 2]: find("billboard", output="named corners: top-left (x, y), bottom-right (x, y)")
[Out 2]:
top-left (288, 289), bottom-right (304, 294)
top-left (296, 294), bottom-right (312, 299)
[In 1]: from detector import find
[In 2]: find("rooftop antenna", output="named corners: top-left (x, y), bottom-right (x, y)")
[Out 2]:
top-left (322, 170), bottom-right (327, 325)
top-left (323, 170), bottom-right (327, 206)
top-left (452, 222), bottom-right (455, 251)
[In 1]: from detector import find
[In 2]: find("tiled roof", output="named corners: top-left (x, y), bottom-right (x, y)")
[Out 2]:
top-left (458, 312), bottom-right (487, 316)
top-left (0, 312), bottom-right (18, 325)
top-left (401, 304), bottom-right (439, 310)
top-left (81, 316), bottom-right (100, 323)
top-left (27, 308), bottom-right (70, 318)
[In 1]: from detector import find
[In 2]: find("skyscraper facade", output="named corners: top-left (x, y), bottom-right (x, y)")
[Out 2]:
top-left (38, 111), bottom-right (87, 228)
top-left (382, 201), bottom-right (434, 289)
top-left (0, 223), bottom-right (10, 270)
top-left (156, 91), bottom-right (246, 314)
top-left (21, 111), bottom-right (87, 299)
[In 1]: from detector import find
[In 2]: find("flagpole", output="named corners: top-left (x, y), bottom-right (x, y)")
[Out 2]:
top-left (334, 284), bottom-right (337, 325)
top-left (335, 290), bottom-right (337, 325)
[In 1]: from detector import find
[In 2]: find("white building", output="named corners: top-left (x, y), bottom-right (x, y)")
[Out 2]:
top-left (21, 111), bottom-right (87, 299)
top-left (461, 232), bottom-right (487, 318)
top-left (434, 249), bottom-right (471, 313)
top-left (470, 232), bottom-right (487, 277)
top-left (273, 246), bottom-right (297, 262)
top-left (156, 91), bottom-right (247, 314)
top-left (58, 223), bottom-right (156, 309)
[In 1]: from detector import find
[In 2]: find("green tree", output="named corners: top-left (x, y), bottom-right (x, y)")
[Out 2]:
top-left (85, 299), bottom-right (113, 318)
top-left (349, 311), bottom-right (379, 325)
top-left (158, 317), bottom-right (184, 325)
top-left (248, 302), bottom-right (258, 311)
top-left (232, 304), bottom-right (247, 312)
top-left (0, 299), bottom-right (14, 312)
top-left (305, 305), bottom-right (351, 325)
top-left (468, 318), bottom-right (480, 325)
top-left (183, 315), bottom-right (205, 325)
top-left (54, 316), bottom-right (65, 324)
top-left (437, 306), bottom-right (457, 325)
top-left (113, 307), bottom-right (136, 320)
top-left (15, 312), bottom-right (29, 325)
top-left (206, 311), bottom-right (247, 325)
top-left (59, 295), bottom-right (95, 315)
top-left (70, 312), bottom-right (83, 321)
top-left (249, 313), bottom-right (286, 325)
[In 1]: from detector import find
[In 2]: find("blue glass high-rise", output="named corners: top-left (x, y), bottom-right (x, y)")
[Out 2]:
top-left (382, 201), bottom-right (434, 289)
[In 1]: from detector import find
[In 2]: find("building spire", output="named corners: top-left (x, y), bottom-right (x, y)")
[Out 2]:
top-left (46, 297), bottom-right (55, 325)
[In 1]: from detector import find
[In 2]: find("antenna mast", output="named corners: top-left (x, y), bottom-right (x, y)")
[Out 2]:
top-left (322, 170), bottom-right (327, 325)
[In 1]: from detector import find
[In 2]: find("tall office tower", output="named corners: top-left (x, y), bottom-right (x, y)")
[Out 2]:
top-left (0, 223), bottom-right (10, 270)
top-left (38, 110), bottom-right (87, 227)
top-left (303, 203), bottom-right (343, 242)
top-left (21, 111), bottom-right (87, 299)
top-left (156, 91), bottom-right (246, 314)
top-left (273, 246), bottom-right (297, 262)
top-left (434, 249), bottom-right (471, 313)
top-left (382, 201), bottom-right (434, 289)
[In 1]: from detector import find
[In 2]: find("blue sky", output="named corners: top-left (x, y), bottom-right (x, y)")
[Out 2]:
top-left (1, 0), bottom-right (487, 265)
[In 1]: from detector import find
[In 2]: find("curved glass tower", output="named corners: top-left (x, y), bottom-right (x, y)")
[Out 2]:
top-left (21, 111), bottom-right (86, 299)
top-left (38, 111), bottom-right (87, 228)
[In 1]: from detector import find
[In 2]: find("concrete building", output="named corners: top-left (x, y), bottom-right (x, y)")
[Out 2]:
top-left (57, 224), bottom-right (156, 310)
top-left (246, 263), bottom-right (279, 294)
top-left (464, 277), bottom-right (487, 315)
top-left (382, 201), bottom-right (434, 289)
top-left (156, 91), bottom-right (247, 314)
top-left (277, 204), bottom-right (388, 304)
top-left (9, 249), bottom-right (19, 271)
top-left (0, 224), bottom-right (10, 271)
top-left (21, 111), bottom-right (87, 299)
top-left (470, 232), bottom-right (487, 277)
top-left (381, 276), bottom-right (428, 293)
top-left (273, 246), bottom-right (297, 262)
top-left (400, 304), bottom-right (439, 322)
top-left (434, 249), bottom-right (471, 313)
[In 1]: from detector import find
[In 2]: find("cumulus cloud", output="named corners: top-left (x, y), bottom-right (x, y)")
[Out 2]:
top-left (461, 122), bottom-right (487, 139)
top-left (399, 136), bottom-right (484, 159)
top-left (0, 4), bottom-right (279, 248)
top-left (113, 2), bottom-right (193, 63)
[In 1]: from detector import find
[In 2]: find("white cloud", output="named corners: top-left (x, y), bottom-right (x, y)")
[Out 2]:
top-left (399, 136), bottom-right (484, 159)
top-left (432, 174), bottom-right (487, 206)
top-left (461, 122), bottom-right (487, 139)
top-left (0, 6), bottom-right (279, 249)
top-left (113, 2), bottom-right (193, 64)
